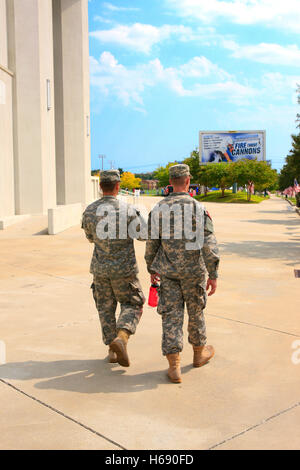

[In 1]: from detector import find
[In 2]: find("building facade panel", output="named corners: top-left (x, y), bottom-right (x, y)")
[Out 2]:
top-left (1, 0), bottom-right (91, 224)
top-left (0, 0), bottom-right (15, 218)
top-left (0, 0), bottom-right (8, 68)
top-left (53, 0), bottom-right (91, 206)
top-left (7, 0), bottom-right (57, 214)
top-left (0, 68), bottom-right (15, 218)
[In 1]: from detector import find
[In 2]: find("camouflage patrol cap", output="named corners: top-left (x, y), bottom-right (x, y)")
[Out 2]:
top-left (169, 164), bottom-right (191, 179)
top-left (100, 169), bottom-right (120, 183)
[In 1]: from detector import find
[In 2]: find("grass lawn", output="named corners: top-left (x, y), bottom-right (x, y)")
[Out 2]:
top-left (141, 189), bottom-right (162, 196)
top-left (195, 190), bottom-right (269, 204)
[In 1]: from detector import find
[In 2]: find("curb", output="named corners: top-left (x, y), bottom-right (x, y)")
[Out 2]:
top-left (285, 198), bottom-right (300, 216)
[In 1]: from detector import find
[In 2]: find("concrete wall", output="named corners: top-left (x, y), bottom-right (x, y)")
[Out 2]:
top-left (48, 203), bottom-right (83, 235)
top-left (0, 0), bottom-right (8, 67)
top-left (39, 0), bottom-right (57, 214)
top-left (48, 177), bottom-right (99, 235)
top-left (0, 0), bottom-right (15, 218)
top-left (7, 0), bottom-right (56, 215)
top-left (1, 0), bottom-right (92, 229)
top-left (53, 0), bottom-right (92, 207)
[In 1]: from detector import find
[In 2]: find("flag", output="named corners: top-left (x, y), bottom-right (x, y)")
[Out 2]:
top-left (294, 179), bottom-right (300, 193)
top-left (284, 186), bottom-right (294, 196)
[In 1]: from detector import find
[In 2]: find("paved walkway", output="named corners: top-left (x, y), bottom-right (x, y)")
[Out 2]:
top-left (0, 196), bottom-right (299, 450)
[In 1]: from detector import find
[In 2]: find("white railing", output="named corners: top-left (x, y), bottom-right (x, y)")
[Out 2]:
top-left (119, 189), bottom-right (135, 197)
top-left (91, 176), bottom-right (100, 201)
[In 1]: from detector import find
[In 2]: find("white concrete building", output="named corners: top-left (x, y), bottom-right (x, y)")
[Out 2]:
top-left (0, 0), bottom-right (92, 231)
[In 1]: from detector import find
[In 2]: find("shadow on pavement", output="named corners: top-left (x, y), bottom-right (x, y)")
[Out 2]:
top-left (258, 210), bottom-right (295, 215)
top-left (33, 229), bottom-right (49, 236)
top-left (220, 240), bottom-right (300, 266)
top-left (243, 219), bottom-right (300, 226)
top-left (0, 360), bottom-right (193, 394)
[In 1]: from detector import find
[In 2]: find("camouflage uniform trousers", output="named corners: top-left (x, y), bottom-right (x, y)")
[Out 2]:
top-left (91, 274), bottom-right (145, 346)
top-left (158, 276), bottom-right (207, 356)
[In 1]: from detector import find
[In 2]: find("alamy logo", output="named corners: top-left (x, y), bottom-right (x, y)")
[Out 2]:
top-left (0, 341), bottom-right (6, 365)
top-left (95, 201), bottom-right (205, 250)
top-left (291, 340), bottom-right (300, 365)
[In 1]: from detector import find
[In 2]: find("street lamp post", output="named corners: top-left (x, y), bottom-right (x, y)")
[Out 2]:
top-left (99, 154), bottom-right (106, 171)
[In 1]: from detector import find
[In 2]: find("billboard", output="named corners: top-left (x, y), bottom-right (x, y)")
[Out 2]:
top-left (199, 131), bottom-right (266, 164)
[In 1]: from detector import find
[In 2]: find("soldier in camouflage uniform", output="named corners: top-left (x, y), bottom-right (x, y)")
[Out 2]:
top-left (82, 170), bottom-right (146, 367)
top-left (145, 164), bottom-right (220, 383)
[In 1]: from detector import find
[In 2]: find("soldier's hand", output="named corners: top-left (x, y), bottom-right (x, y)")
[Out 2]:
top-left (206, 278), bottom-right (217, 296)
top-left (151, 273), bottom-right (160, 285)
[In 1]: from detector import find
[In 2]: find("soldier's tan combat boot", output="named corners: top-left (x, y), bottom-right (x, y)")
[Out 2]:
top-left (110, 329), bottom-right (130, 367)
top-left (193, 345), bottom-right (215, 368)
top-left (108, 347), bottom-right (118, 364)
top-left (166, 353), bottom-right (182, 384)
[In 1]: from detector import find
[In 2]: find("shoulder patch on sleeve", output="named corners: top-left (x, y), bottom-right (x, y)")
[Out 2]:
top-left (205, 210), bottom-right (212, 221)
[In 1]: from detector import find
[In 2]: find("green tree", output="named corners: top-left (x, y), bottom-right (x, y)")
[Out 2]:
top-left (153, 150), bottom-right (201, 187)
top-left (197, 166), bottom-right (212, 195)
top-left (202, 163), bottom-right (234, 197)
top-left (183, 149), bottom-right (201, 181)
top-left (297, 83), bottom-right (300, 129)
top-left (153, 162), bottom-right (177, 187)
top-left (278, 133), bottom-right (300, 190)
top-left (183, 150), bottom-right (236, 195)
top-left (231, 160), bottom-right (278, 201)
top-left (279, 85), bottom-right (300, 191)
top-left (135, 172), bottom-right (156, 180)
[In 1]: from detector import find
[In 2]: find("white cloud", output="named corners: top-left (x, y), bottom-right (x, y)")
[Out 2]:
top-left (223, 41), bottom-right (300, 66)
top-left (90, 52), bottom-right (256, 109)
top-left (90, 53), bottom-right (153, 106)
top-left (189, 81), bottom-right (255, 103)
top-left (91, 21), bottom-right (300, 67)
top-left (102, 2), bottom-right (140, 12)
top-left (166, 0), bottom-right (300, 33)
top-left (94, 15), bottom-right (113, 24)
top-left (90, 23), bottom-right (196, 54)
top-left (178, 56), bottom-right (232, 80)
top-left (261, 73), bottom-right (300, 102)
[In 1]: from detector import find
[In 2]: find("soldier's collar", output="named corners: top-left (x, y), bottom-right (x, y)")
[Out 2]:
top-left (102, 195), bottom-right (117, 199)
top-left (170, 192), bottom-right (189, 196)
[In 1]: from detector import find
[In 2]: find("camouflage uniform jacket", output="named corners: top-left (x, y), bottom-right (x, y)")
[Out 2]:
top-left (82, 196), bottom-right (146, 278)
top-left (145, 192), bottom-right (220, 281)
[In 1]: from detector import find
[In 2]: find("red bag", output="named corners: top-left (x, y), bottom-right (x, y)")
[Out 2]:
top-left (148, 284), bottom-right (159, 307)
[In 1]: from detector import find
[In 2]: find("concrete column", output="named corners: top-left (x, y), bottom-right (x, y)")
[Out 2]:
top-left (0, 0), bottom-right (8, 67)
top-left (0, 0), bottom-right (15, 218)
top-left (53, 0), bottom-right (91, 206)
top-left (7, 0), bottom-right (56, 215)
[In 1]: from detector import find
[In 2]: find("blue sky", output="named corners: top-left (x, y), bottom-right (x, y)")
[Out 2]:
top-left (88, 0), bottom-right (300, 172)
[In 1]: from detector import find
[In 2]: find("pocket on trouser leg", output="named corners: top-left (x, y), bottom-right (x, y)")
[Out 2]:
top-left (129, 281), bottom-right (145, 307)
top-left (198, 285), bottom-right (207, 311)
top-left (158, 282), bottom-right (183, 316)
top-left (187, 283), bottom-right (207, 312)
